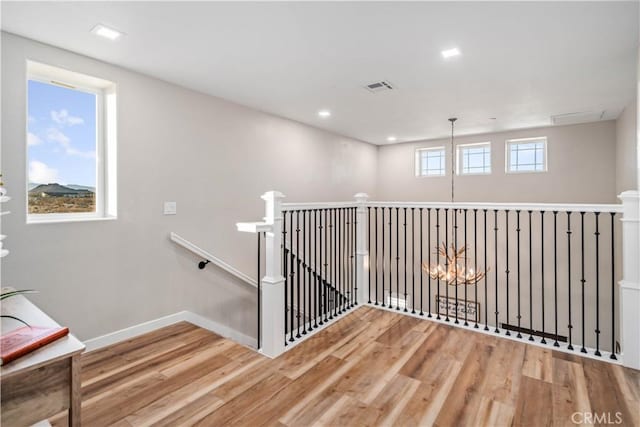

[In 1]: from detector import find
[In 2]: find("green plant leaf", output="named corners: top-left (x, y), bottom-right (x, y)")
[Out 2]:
top-left (0, 290), bottom-right (38, 300)
top-left (0, 315), bottom-right (31, 328)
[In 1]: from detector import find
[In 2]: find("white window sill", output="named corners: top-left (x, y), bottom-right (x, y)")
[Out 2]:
top-left (27, 215), bottom-right (117, 225)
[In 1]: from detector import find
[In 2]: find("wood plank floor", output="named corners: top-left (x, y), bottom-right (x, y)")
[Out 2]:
top-left (51, 306), bottom-right (640, 427)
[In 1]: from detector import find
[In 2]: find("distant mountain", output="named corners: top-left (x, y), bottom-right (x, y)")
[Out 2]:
top-left (29, 183), bottom-right (93, 196)
top-left (66, 184), bottom-right (96, 192)
top-left (29, 183), bottom-right (95, 192)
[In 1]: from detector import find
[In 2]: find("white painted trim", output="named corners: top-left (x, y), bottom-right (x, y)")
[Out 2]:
top-left (282, 201), bottom-right (357, 211)
top-left (170, 232), bottom-right (257, 288)
top-left (83, 311), bottom-right (188, 352)
top-left (183, 311), bottom-right (256, 348)
top-left (236, 221), bottom-right (271, 233)
top-left (364, 303), bottom-right (622, 365)
top-left (83, 310), bottom-right (256, 353)
top-left (364, 201), bottom-right (622, 213)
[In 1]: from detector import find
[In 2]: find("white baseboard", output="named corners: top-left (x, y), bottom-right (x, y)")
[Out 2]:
top-left (182, 311), bottom-right (256, 348)
top-left (83, 311), bottom-right (257, 352)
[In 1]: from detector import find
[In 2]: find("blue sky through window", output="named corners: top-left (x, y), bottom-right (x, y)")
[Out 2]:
top-left (27, 80), bottom-right (97, 188)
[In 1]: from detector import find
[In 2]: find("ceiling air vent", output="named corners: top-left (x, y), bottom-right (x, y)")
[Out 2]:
top-left (364, 80), bottom-right (394, 93)
top-left (551, 111), bottom-right (604, 126)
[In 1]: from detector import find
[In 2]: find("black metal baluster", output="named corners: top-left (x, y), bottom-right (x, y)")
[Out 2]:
top-left (344, 207), bottom-right (349, 310)
top-left (454, 208), bottom-right (459, 324)
top-left (368, 207), bottom-right (372, 304)
top-left (540, 211), bottom-right (546, 344)
top-left (353, 207), bottom-right (357, 306)
top-left (347, 207), bottom-right (351, 309)
top-left (302, 210), bottom-right (307, 335)
top-left (375, 207), bottom-right (379, 305)
top-left (595, 212), bottom-right (601, 356)
top-left (283, 212), bottom-right (289, 345)
top-left (383, 207), bottom-right (388, 307)
top-left (346, 208), bottom-right (350, 308)
top-left (348, 207), bottom-right (352, 308)
top-left (464, 208), bottom-right (468, 326)
top-left (412, 208), bottom-right (416, 314)
top-left (445, 208), bottom-right (450, 322)
top-left (328, 208), bottom-right (332, 320)
top-left (396, 207), bottom-right (400, 310)
top-left (580, 212), bottom-right (586, 353)
top-left (344, 207), bottom-right (348, 310)
top-left (436, 208), bottom-right (441, 320)
top-left (307, 210), bottom-right (313, 331)
top-left (389, 207), bottom-right (392, 308)
top-left (335, 208), bottom-right (339, 318)
top-left (289, 211), bottom-right (295, 342)
top-left (404, 207), bottom-right (408, 312)
top-left (473, 209), bottom-right (478, 328)
top-left (567, 212), bottom-right (573, 349)
top-left (483, 209), bottom-right (488, 331)
top-left (505, 210), bottom-right (510, 336)
top-left (553, 211), bottom-right (559, 347)
top-left (610, 212), bottom-right (617, 360)
top-left (296, 210), bottom-right (301, 338)
top-left (528, 211), bottom-right (534, 341)
top-left (424, 207), bottom-right (428, 317)
top-left (494, 209), bottom-right (499, 333)
top-left (338, 208), bottom-right (343, 314)
top-left (516, 210), bottom-right (522, 338)
top-left (314, 209), bottom-right (318, 329)
top-left (382, 207), bottom-right (387, 307)
top-left (319, 209), bottom-right (323, 324)
top-left (327, 209), bottom-right (332, 319)
top-left (323, 209), bottom-right (328, 323)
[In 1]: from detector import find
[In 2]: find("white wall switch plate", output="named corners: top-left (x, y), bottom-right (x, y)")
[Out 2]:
top-left (164, 201), bottom-right (177, 215)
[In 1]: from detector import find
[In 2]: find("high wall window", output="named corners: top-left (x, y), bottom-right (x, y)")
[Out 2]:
top-left (415, 147), bottom-right (446, 177)
top-left (27, 61), bottom-right (117, 223)
top-left (506, 137), bottom-right (547, 173)
top-left (457, 142), bottom-right (491, 175)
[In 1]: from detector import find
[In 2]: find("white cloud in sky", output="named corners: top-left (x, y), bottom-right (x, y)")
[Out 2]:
top-left (51, 109), bottom-right (84, 126)
top-left (45, 128), bottom-right (95, 158)
top-left (46, 127), bottom-right (71, 146)
top-left (28, 115), bottom-right (36, 124)
top-left (29, 160), bottom-right (60, 184)
top-left (27, 132), bottom-right (42, 146)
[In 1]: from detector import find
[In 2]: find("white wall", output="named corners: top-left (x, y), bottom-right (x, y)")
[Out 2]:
top-left (0, 33), bottom-right (377, 341)
top-left (376, 121), bottom-right (618, 204)
top-left (616, 100), bottom-right (638, 193)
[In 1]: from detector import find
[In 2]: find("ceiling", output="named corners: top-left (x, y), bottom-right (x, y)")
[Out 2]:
top-left (1, 1), bottom-right (638, 145)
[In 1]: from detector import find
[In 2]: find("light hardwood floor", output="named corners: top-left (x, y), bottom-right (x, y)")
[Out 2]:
top-left (51, 306), bottom-right (639, 427)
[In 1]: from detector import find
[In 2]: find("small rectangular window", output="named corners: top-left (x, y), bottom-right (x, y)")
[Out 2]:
top-left (26, 61), bottom-right (117, 223)
top-left (457, 142), bottom-right (491, 175)
top-left (506, 137), bottom-right (547, 173)
top-left (415, 147), bottom-right (446, 177)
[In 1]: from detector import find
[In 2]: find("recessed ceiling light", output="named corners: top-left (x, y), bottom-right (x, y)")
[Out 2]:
top-left (387, 136), bottom-right (397, 142)
top-left (91, 24), bottom-right (123, 41)
top-left (441, 47), bottom-right (461, 59)
top-left (318, 110), bottom-right (331, 118)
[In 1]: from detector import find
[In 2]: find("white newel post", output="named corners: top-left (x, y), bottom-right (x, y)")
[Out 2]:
top-left (355, 193), bottom-right (370, 305)
top-left (260, 191), bottom-right (286, 358)
top-left (619, 190), bottom-right (640, 370)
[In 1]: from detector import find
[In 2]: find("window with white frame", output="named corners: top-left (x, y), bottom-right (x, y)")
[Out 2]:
top-left (457, 142), bottom-right (491, 175)
top-left (506, 137), bottom-right (547, 173)
top-left (26, 61), bottom-right (117, 223)
top-left (415, 147), bottom-right (446, 177)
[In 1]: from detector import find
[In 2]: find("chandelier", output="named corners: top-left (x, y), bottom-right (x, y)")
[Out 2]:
top-left (423, 243), bottom-right (487, 286)
top-left (424, 118), bottom-right (487, 287)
